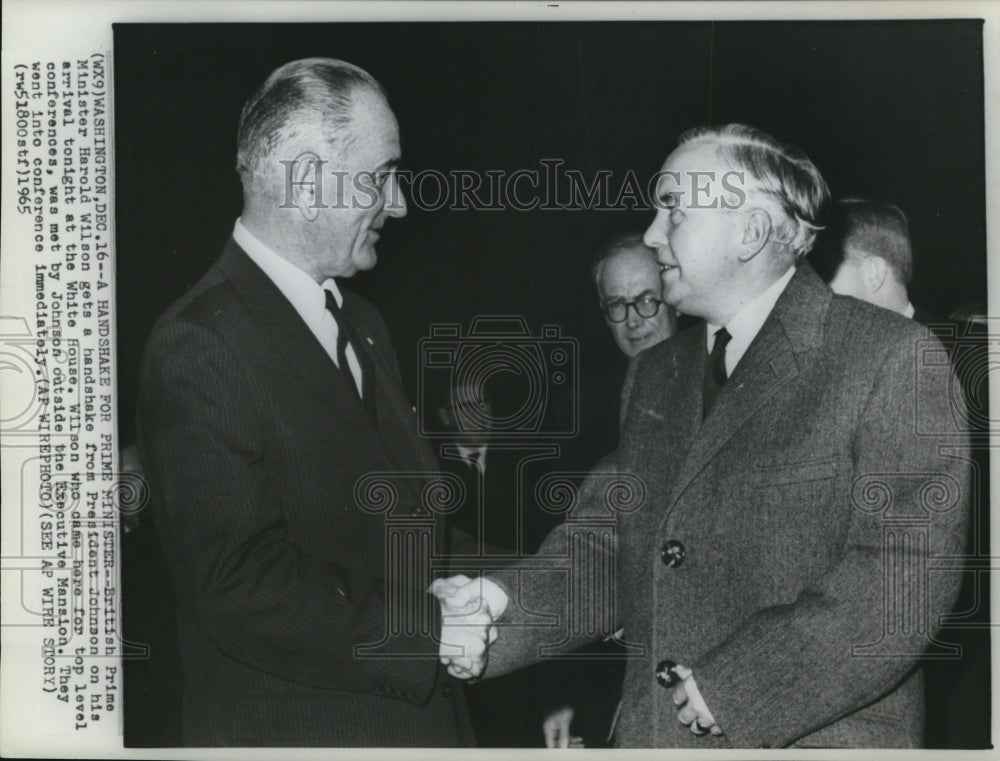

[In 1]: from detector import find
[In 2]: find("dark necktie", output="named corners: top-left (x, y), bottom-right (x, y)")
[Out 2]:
top-left (703, 327), bottom-right (732, 419)
top-left (324, 289), bottom-right (377, 420)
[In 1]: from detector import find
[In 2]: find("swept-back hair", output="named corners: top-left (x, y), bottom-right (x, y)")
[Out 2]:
top-left (236, 57), bottom-right (385, 182)
top-left (679, 124), bottom-right (830, 256)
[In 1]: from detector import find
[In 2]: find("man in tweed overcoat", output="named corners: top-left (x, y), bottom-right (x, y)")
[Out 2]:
top-left (438, 124), bottom-right (970, 749)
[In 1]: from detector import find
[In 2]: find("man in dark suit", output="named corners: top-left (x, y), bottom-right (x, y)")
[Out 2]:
top-left (435, 124), bottom-right (970, 748)
top-left (137, 58), bottom-right (491, 747)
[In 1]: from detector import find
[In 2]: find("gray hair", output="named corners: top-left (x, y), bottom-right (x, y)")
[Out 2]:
top-left (235, 57), bottom-right (385, 182)
top-left (679, 124), bottom-right (830, 257)
top-left (591, 232), bottom-right (657, 288)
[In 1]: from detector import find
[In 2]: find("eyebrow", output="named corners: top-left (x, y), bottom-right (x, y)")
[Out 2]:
top-left (604, 289), bottom-right (660, 303)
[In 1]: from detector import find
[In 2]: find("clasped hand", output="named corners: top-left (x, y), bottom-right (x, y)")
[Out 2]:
top-left (671, 664), bottom-right (722, 737)
top-left (429, 574), bottom-right (507, 679)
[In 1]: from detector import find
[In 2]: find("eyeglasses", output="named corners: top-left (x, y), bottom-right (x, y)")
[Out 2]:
top-left (602, 296), bottom-right (663, 323)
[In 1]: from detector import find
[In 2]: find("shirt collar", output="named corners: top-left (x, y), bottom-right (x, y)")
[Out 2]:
top-left (233, 218), bottom-right (344, 319)
top-left (707, 265), bottom-right (796, 353)
top-left (903, 302), bottom-right (916, 319)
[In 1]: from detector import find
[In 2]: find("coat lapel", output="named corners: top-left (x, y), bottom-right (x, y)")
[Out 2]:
top-left (624, 327), bottom-right (704, 507)
top-left (661, 264), bottom-right (830, 515)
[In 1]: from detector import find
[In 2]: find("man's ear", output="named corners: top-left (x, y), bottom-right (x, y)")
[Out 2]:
top-left (863, 256), bottom-right (889, 293)
top-left (738, 208), bottom-right (772, 262)
top-left (289, 152), bottom-right (324, 222)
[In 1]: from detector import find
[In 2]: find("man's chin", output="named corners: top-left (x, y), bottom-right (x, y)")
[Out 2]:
top-left (625, 337), bottom-right (652, 356)
top-left (353, 246), bottom-right (378, 273)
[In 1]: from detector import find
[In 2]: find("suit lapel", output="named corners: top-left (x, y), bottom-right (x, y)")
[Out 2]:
top-left (661, 264), bottom-right (830, 515)
top-left (219, 240), bottom-right (433, 510)
top-left (342, 292), bottom-right (439, 475)
top-left (219, 239), bottom-right (374, 429)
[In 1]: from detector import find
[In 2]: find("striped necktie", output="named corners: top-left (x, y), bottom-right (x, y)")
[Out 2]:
top-left (324, 289), bottom-right (376, 420)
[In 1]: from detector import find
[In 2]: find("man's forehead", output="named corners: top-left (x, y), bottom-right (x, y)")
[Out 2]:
top-left (344, 90), bottom-right (401, 154)
top-left (654, 141), bottom-right (748, 207)
top-left (607, 247), bottom-right (658, 273)
top-left (664, 140), bottom-right (724, 167)
top-left (658, 142), bottom-right (726, 176)
top-left (601, 251), bottom-right (660, 292)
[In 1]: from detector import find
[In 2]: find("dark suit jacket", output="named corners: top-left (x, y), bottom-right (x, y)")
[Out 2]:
top-left (137, 239), bottom-right (474, 746)
top-left (487, 264), bottom-right (969, 748)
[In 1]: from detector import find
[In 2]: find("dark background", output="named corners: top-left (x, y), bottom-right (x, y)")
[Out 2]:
top-left (114, 20), bottom-right (989, 748)
top-left (114, 20), bottom-right (986, 440)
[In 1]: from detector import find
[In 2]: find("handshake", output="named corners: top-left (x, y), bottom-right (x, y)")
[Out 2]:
top-left (428, 574), bottom-right (721, 739)
top-left (429, 574), bottom-right (509, 679)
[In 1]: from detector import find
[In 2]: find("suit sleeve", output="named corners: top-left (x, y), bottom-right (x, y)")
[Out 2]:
top-left (138, 319), bottom-right (441, 700)
top-left (692, 332), bottom-right (970, 748)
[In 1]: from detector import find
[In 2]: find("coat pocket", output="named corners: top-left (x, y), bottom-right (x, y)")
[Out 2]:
top-left (746, 456), bottom-right (839, 487)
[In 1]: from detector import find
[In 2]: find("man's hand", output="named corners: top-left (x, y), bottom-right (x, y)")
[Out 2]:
top-left (671, 665), bottom-right (722, 736)
top-left (429, 575), bottom-right (508, 679)
top-left (542, 705), bottom-right (584, 748)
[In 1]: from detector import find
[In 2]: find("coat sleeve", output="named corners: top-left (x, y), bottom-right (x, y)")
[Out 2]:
top-left (691, 332), bottom-right (970, 748)
top-left (483, 357), bottom-right (642, 678)
top-left (482, 453), bottom-right (622, 678)
top-left (137, 318), bottom-right (442, 700)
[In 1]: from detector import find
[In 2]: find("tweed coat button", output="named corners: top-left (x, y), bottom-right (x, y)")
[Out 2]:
top-left (660, 539), bottom-right (686, 567)
top-left (654, 659), bottom-right (681, 688)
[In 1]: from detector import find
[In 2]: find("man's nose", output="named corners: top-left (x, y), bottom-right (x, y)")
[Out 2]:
top-left (643, 214), bottom-right (667, 249)
top-left (384, 177), bottom-right (407, 219)
top-left (625, 305), bottom-right (643, 328)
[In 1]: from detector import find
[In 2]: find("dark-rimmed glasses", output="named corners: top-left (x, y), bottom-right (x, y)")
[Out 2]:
top-left (602, 296), bottom-right (663, 323)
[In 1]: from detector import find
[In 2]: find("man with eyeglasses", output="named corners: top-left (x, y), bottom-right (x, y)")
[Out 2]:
top-left (595, 233), bottom-right (679, 360)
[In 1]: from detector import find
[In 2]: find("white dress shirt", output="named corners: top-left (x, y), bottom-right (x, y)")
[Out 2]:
top-left (233, 219), bottom-right (364, 396)
top-left (706, 265), bottom-right (796, 377)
